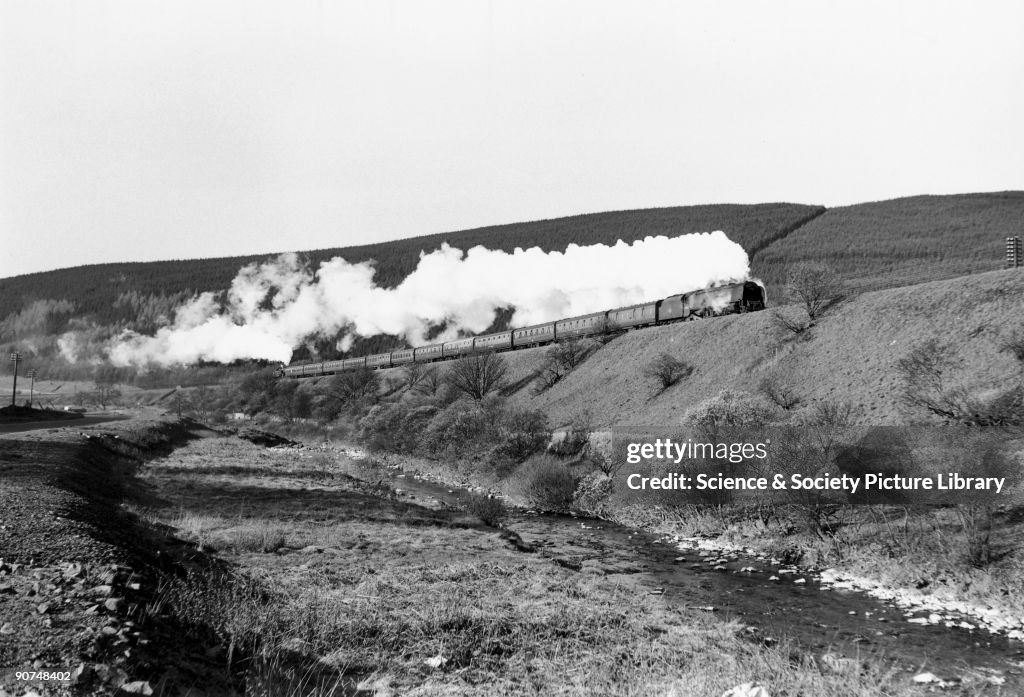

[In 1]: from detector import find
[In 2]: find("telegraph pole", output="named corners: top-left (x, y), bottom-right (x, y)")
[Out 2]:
top-left (9, 353), bottom-right (21, 407)
top-left (27, 369), bottom-right (37, 408)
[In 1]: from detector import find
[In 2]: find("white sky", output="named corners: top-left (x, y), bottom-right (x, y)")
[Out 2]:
top-left (1, 1), bottom-right (1022, 279)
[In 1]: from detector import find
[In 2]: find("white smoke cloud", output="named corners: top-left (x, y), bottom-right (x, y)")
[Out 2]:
top-left (106, 231), bottom-right (750, 367)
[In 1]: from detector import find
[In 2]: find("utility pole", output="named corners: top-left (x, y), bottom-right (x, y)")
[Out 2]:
top-left (9, 353), bottom-right (21, 407)
top-left (27, 369), bottom-right (37, 408)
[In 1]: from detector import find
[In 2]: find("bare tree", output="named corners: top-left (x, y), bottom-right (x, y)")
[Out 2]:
top-left (533, 363), bottom-right (564, 394)
top-left (643, 353), bottom-right (693, 392)
top-left (897, 339), bottom-right (975, 422)
top-left (550, 336), bottom-right (591, 371)
top-left (768, 400), bottom-right (857, 538)
top-left (92, 381), bottom-right (122, 411)
top-left (771, 309), bottom-right (811, 335)
top-left (534, 337), bottom-right (594, 394)
top-left (412, 367), bottom-right (444, 397)
top-left (191, 384), bottom-right (214, 423)
top-left (912, 428), bottom-right (1021, 565)
top-left (446, 351), bottom-right (509, 400)
top-left (807, 400), bottom-right (856, 458)
top-left (169, 389), bottom-right (191, 418)
top-left (785, 262), bottom-right (843, 321)
top-left (898, 340), bottom-right (1023, 427)
top-left (323, 367), bottom-right (380, 412)
top-left (759, 375), bottom-right (801, 410)
top-left (402, 363), bottom-right (428, 392)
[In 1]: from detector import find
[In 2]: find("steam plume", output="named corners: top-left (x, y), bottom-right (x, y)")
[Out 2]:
top-left (105, 231), bottom-right (750, 366)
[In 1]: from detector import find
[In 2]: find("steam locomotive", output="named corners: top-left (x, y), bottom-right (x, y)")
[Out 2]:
top-left (279, 280), bottom-right (766, 378)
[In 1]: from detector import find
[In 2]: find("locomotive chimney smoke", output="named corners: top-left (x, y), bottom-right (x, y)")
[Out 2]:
top-left (105, 231), bottom-right (750, 366)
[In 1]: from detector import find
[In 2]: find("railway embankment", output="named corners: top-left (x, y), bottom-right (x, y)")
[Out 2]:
top-left (513, 267), bottom-right (1024, 431)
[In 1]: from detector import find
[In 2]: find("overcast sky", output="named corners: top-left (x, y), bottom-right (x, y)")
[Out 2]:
top-left (1, 1), bottom-right (1022, 279)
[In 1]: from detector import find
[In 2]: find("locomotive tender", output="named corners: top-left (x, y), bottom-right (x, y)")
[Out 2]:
top-left (280, 280), bottom-right (766, 379)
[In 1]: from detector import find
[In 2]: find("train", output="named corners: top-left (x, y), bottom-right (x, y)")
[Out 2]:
top-left (279, 280), bottom-right (767, 378)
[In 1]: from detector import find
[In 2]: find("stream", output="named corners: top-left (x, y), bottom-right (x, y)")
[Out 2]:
top-left (339, 455), bottom-right (1024, 687)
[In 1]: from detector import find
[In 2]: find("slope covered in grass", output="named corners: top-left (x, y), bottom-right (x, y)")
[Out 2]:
top-left (0, 202), bottom-right (821, 326)
top-left (753, 192), bottom-right (1024, 296)
top-left (513, 268), bottom-right (1024, 432)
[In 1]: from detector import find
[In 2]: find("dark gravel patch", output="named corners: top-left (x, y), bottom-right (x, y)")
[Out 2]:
top-left (0, 418), bottom-right (235, 696)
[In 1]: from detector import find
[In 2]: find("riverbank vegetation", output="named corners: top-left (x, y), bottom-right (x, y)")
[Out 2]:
top-left (131, 433), bottom-right (954, 696)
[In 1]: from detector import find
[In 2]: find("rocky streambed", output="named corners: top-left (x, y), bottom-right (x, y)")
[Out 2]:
top-left (334, 447), bottom-right (1024, 690)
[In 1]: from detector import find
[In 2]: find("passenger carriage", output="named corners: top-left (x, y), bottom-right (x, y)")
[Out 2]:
top-left (474, 331), bottom-right (513, 352)
top-left (442, 337), bottom-right (475, 359)
top-left (280, 280), bottom-right (767, 377)
top-left (512, 322), bottom-right (556, 347)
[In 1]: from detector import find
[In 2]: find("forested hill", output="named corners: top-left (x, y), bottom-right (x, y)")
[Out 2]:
top-left (0, 202), bottom-right (822, 327)
top-left (4, 191), bottom-right (1024, 351)
top-left (754, 191), bottom-right (1024, 293)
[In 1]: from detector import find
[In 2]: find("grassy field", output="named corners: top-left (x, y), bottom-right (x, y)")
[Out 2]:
top-left (130, 435), bottom-right (956, 696)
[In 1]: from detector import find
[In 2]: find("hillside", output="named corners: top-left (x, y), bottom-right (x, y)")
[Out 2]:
top-left (0, 203), bottom-right (822, 327)
top-left (752, 192), bottom-right (1024, 297)
top-left (506, 268), bottom-right (1024, 431)
top-left (2, 192), bottom-right (1022, 386)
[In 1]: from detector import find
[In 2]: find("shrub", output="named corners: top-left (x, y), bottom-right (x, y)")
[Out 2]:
top-left (464, 493), bottom-right (506, 526)
top-left (358, 402), bottom-right (438, 453)
top-left (495, 408), bottom-right (551, 462)
top-left (1000, 330), bottom-right (1024, 365)
top-left (509, 455), bottom-right (578, 511)
top-left (322, 367), bottom-right (380, 415)
top-left (585, 431), bottom-right (618, 475)
top-left (418, 402), bottom-right (494, 456)
top-left (310, 451), bottom-right (335, 475)
top-left (547, 412), bottom-right (591, 458)
top-left (897, 339), bottom-right (1021, 426)
top-left (683, 390), bottom-right (776, 437)
top-left (573, 471), bottom-right (613, 513)
top-left (759, 375), bottom-right (801, 410)
top-left (642, 353), bottom-right (693, 392)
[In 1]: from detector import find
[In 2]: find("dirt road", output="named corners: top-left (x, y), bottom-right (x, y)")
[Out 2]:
top-left (0, 413), bottom-right (128, 436)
